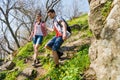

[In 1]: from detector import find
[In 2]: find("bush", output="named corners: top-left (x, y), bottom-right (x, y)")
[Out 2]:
top-left (0, 72), bottom-right (6, 80)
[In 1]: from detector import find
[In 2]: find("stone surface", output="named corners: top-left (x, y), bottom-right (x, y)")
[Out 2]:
top-left (17, 68), bottom-right (37, 80)
top-left (0, 61), bottom-right (15, 70)
top-left (87, 0), bottom-right (120, 80)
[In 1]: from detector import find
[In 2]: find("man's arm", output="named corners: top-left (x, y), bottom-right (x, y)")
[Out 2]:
top-left (60, 21), bottom-right (67, 40)
top-left (44, 23), bottom-right (54, 32)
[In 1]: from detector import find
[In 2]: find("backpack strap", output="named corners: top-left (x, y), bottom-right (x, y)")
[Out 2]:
top-left (56, 19), bottom-right (71, 33)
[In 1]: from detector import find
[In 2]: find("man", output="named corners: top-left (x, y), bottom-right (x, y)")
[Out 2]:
top-left (45, 9), bottom-right (68, 67)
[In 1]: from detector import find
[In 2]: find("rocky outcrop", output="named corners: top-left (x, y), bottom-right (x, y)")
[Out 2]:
top-left (17, 68), bottom-right (37, 80)
top-left (87, 0), bottom-right (120, 80)
top-left (0, 61), bottom-right (15, 70)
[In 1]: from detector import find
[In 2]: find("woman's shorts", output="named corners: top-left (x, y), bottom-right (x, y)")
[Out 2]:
top-left (32, 35), bottom-right (43, 45)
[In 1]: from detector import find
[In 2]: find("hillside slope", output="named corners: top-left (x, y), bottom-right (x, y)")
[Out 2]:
top-left (0, 14), bottom-right (92, 80)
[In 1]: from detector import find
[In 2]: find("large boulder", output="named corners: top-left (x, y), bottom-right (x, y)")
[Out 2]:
top-left (86, 0), bottom-right (120, 80)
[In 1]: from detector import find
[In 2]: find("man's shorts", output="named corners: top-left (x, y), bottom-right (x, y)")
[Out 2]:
top-left (32, 35), bottom-right (43, 45)
top-left (46, 36), bottom-right (64, 51)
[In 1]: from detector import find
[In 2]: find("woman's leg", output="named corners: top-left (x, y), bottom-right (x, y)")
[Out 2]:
top-left (32, 35), bottom-right (43, 65)
top-left (33, 44), bottom-right (40, 62)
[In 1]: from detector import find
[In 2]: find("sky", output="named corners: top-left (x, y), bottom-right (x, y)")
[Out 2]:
top-left (61, 0), bottom-right (90, 19)
top-left (40, 0), bottom-right (90, 19)
top-left (62, 0), bottom-right (89, 12)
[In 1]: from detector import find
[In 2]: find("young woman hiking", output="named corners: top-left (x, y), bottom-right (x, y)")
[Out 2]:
top-left (29, 12), bottom-right (47, 66)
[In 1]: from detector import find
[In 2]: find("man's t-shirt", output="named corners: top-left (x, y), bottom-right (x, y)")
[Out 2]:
top-left (53, 16), bottom-right (64, 37)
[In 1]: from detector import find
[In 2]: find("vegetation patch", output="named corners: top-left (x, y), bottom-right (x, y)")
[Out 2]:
top-left (0, 71), bottom-right (7, 80)
top-left (101, 0), bottom-right (112, 20)
top-left (4, 71), bottom-right (20, 80)
top-left (39, 44), bottom-right (90, 80)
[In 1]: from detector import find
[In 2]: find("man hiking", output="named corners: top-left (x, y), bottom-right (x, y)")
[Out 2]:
top-left (45, 9), bottom-right (70, 67)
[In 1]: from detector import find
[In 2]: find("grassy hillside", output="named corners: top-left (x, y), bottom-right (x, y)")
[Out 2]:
top-left (0, 14), bottom-right (92, 80)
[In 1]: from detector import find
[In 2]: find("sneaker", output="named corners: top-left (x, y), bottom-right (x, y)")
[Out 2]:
top-left (35, 59), bottom-right (39, 64)
top-left (57, 51), bottom-right (63, 59)
top-left (32, 59), bottom-right (38, 66)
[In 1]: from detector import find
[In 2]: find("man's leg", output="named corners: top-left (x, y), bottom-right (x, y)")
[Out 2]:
top-left (57, 50), bottom-right (63, 59)
top-left (45, 45), bottom-right (52, 50)
top-left (45, 36), bottom-right (56, 51)
top-left (45, 45), bottom-right (63, 59)
top-left (52, 36), bottom-right (64, 66)
top-left (52, 50), bottom-right (59, 66)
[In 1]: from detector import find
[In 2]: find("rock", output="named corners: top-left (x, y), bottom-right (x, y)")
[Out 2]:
top-left (17, 68), bottom-right (37, 80)
top-left (5, 61), bottom-right (16, 70)
top-left (0, 61), bottom-right (3, 66)
top-left (22, 68), bottom-right (37, 77)
top-left (87, 0), bottom-right (120, 80)
top-left (83, 68), bottom-right (96, 80)
top-left (0, 61), bottom-right (15, 70)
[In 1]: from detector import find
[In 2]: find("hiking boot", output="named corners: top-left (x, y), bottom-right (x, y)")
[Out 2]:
top-left (32, 59), bottom-right (39, 66)
top-left (57, 51), bottom-right (63, 59)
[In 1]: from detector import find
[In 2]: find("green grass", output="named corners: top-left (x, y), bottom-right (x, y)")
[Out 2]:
top-left (81, 29), bottom-right (93, 38)
top-left (39, 44), bottom-right (90, 80)
top-left (0, 70), bottom-right (20, 80)
top-left (4, 71), bottom-right (20, 80)
top-left (0, 71), bottom-right (7, 80)
top-left (101, 0), bottom-right (112, 20)
top-left (68, 14), bottom-right (88, 26)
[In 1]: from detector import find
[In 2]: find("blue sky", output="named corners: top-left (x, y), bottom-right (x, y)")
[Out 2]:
top-left (62, 0), bottom-right (89, 12)
top-left (61, 0), bottom-right (90, 19)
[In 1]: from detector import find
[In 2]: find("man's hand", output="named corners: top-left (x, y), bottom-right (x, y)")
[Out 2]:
top-left (62, 34), bottom-right (67, 40)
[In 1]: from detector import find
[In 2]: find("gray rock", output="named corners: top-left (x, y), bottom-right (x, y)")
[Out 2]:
top-left (5, 61), bottom-right (16, 70)
top-left (0, 61), bottom-right (15, 70)
top-left (17, 68), bottom-right (37, 80)
top-left (87, 0), bottom-right (120, 80)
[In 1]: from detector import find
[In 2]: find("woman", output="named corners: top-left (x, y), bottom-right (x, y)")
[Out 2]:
top-left (29, 12), bottom-right (47, 66)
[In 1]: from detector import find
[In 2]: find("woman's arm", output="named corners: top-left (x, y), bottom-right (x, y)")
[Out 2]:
top-left (28, 30), bottom-right (34, 41)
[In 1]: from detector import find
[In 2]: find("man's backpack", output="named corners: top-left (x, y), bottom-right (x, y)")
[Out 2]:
top-left (57, 19), bottom-right (72, 33)
top-left (66, 24), bottom-right (71, 33)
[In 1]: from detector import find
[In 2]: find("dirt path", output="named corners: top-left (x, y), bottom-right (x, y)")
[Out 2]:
top-left (26, 58), bottom-right (47, 80)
